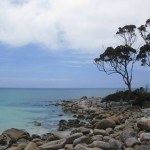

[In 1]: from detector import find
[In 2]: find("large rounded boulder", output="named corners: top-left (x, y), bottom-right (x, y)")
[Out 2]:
top-left (2, 128), bottom-right (30, 140)
top-left (96, 119), bottom-right (116, 129)
top-left (137, 118), bottom-right (150, 131)
top-left (39, 139), bottom-right (66, 150)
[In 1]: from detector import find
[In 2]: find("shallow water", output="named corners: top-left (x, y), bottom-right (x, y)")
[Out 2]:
top-left (0, 88), bottom-right (121, 135)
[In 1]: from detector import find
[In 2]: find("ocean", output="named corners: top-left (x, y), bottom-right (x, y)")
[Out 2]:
top-left (0, 88), bottom-right (121, 135)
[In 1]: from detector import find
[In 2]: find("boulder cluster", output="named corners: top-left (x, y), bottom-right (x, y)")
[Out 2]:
top-left (0, 97), bottom-right (150, 150)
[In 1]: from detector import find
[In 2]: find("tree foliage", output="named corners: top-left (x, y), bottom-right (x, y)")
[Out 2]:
top-left (116, 25), bottom-right (136, 46)
top-left (95, 25), bottom-right (137, 92)
top-left (137, 19), bottom-right (150, 66)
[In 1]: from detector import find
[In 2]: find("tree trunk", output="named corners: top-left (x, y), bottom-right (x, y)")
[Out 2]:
top-left (127, 82), bottom-right (132, 102)
top-left (128, 83), bottom-right (132, 93)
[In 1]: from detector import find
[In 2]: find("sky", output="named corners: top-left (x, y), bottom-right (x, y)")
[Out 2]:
top-left (0, 0), bottom-right (150, 88)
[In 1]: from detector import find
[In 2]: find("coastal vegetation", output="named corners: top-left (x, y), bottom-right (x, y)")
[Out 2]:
top-left (102, 87), bottom-right (150, 108)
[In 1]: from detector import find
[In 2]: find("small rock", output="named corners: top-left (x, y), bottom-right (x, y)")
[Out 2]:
top-left (114, 124), bottom-right (125, 131)
top-left (66, 133), bottom-right (83, 144)
top-left (74, 144), bottom-right (102, 150)
top-left (125, 137), bottom-right (140, 147)
top-left (73, 144), bottom-right (88, 150)
top-left (73, 136), bottom-right (91, 147)
top-left (135, 145), bottom-right (150, 150)
top-left (90, 135), bottom-right (103, 142)
top-left (34, 121), bottom-right (41, 126)
top-left (78, 127), bottom-right (90, 134)
top-left (32, 138), bottom-right (43, 146)
top-left (103, 136), bottom-right (113, 142)
top-left (93, 129), bottom-right (108, 136)
top-left (108, 116), bottom-right (120, 125)
top-left (109, 139), bottom-right (124, 149)
top-left (140, 132), bottom-right (150, 141)
top-left (89, 141), bottom-right (110, 149)
top-left (32, 138), bottom-right (42, 143)
top-left (80, 96), bottom-right (88, 99)
top-left (65, 144), bottom-right (73, 150)
top-left (106, 128), bottom-right (113, 134)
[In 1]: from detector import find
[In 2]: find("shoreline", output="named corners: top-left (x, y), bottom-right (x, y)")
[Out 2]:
top-left (1, 97), bottom-right (150, 150)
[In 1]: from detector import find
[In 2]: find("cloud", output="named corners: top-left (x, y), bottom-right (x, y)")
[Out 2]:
top-left (0, 0), bottom-right (150, 53)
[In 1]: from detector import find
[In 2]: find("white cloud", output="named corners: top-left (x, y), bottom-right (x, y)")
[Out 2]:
top-left (0, 0), bottom-right (150, 53)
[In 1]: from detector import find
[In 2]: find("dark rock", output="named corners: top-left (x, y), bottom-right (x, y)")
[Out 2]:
top-left (90, 135), bottom-right (103, 143)
top-left (41, 133), bottom-right (53, 141)
top-left (135, 145), bottom-right (150, 150)
top-left (66, 133), bottom-right (83, 144)
top-left (34, 121), bottom-right (41, 126)
top-left (0, 135), bottom-right (7, 145)
top-left (96, 119), bottom-right (116, 129)
top-left (120, 128), bottom-right (137, 142)
top-left (73, 136), bottom-right (91, 147)
top-left (89, 141), bottom-right (111, 149)
top-left (109, 139), bottom-right (124, 149)
top-left (77, 114), bottom-right (85, 119)
top-left (31, 134), bottom-right (41, 139)
top-left (103, 136), bottom-right (113, 142)
top-left (106, 128), bottom-right (113, 134)
top-left (80, 96), bottom-right (88, 99)
top-left (125, 137), bottom-right (140, 147)
top-left (47, 134), bottom-right (60, 141)
top-left (93, 129), bottom-right (108, 136)
top-left (58, 119), bottom-right (82, 131)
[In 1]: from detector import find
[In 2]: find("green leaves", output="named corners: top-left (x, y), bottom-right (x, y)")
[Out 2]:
top-left (137, 44), bottom-right (150, 66)
top-left (116, 25), bottom-right (136, 46)
top-left (95, 45), bottom-right (136, 64)
top-left (137, 19), bottom-right (150, 66)
top-left (116, 25), bottom-right (136, 34)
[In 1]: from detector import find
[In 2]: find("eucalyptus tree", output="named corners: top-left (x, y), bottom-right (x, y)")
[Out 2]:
top-left (137, 19), bottom-right (150, 66)
top-left (94, 25), bottom-right (137, 93)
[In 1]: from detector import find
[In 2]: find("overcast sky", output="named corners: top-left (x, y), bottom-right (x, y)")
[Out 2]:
top-left (0, 0), bottom-right (150, 88)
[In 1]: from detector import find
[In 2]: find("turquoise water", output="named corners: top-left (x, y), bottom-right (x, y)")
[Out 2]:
top-left (0, 88), bottom-right (120, 135)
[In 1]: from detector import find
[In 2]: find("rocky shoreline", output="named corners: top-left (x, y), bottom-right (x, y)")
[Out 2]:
top-left (0, 97), bottom-right (150, 150)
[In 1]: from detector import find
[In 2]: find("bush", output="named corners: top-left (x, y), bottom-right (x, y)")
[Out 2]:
top-left (102, 88), bottom-right (150, 108)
